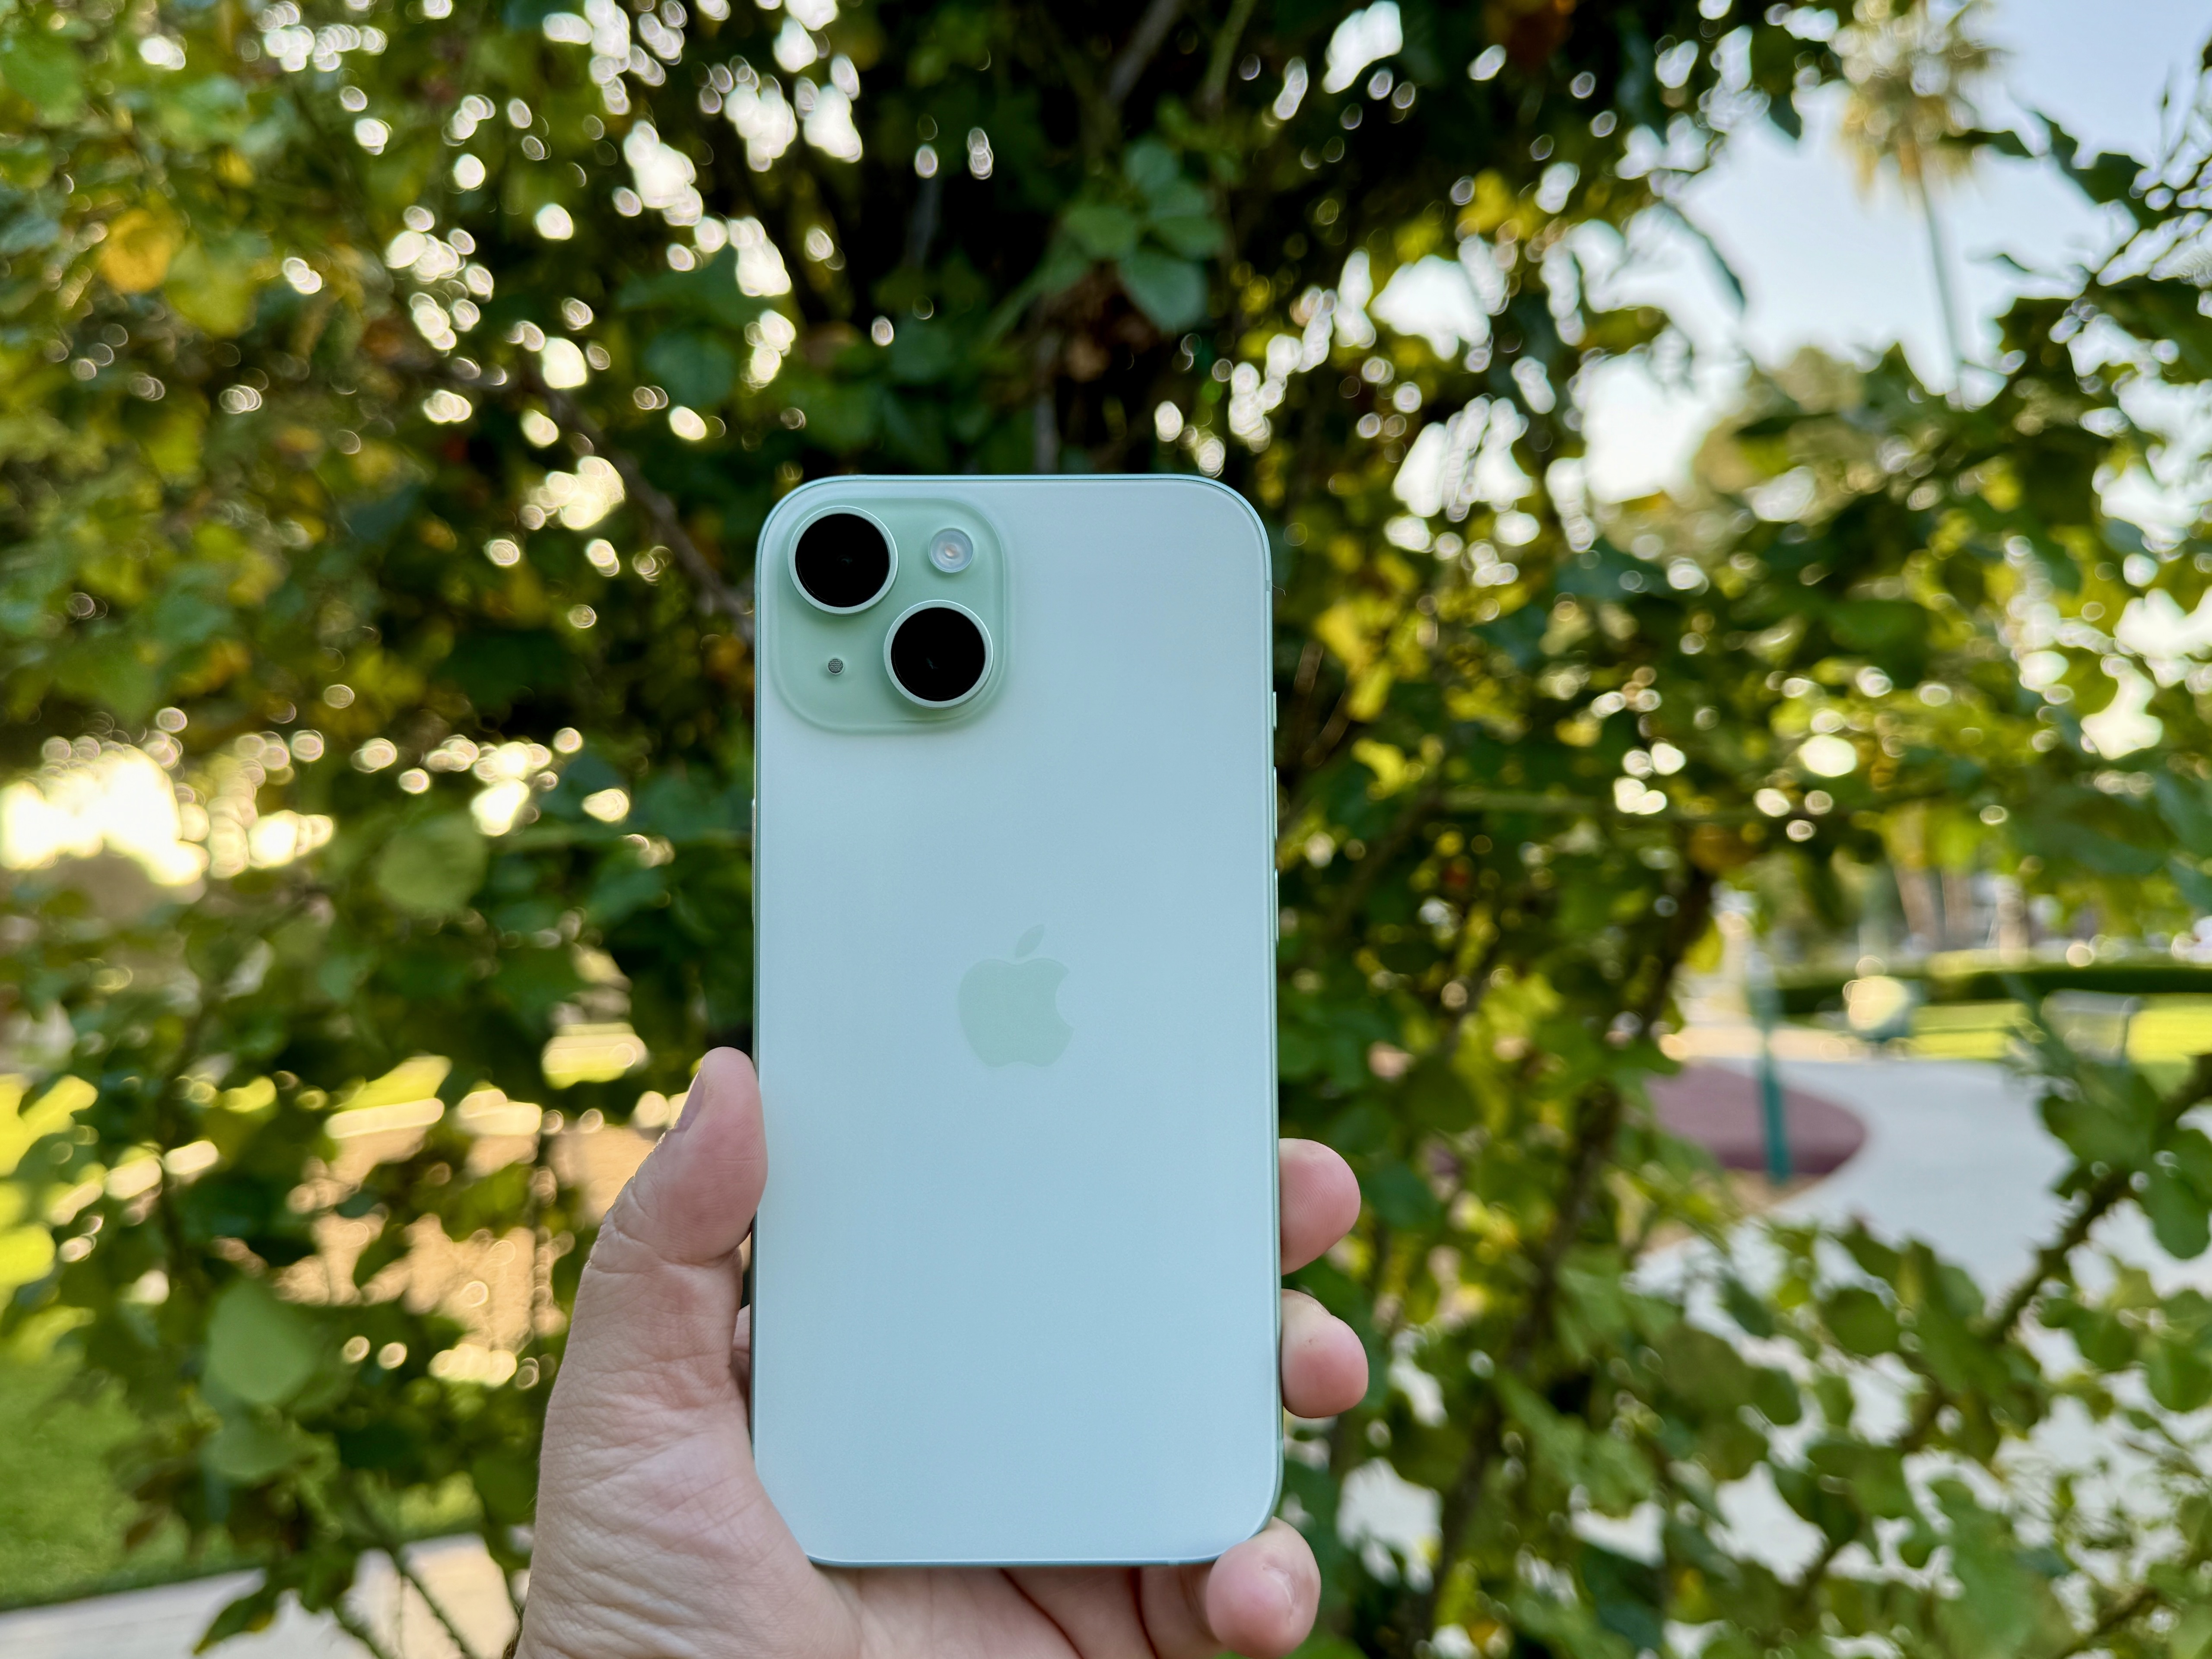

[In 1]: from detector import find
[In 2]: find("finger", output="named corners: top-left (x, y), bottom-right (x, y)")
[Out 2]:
top-left (1140, 1519), bottom-right (1320, 1659)
top-left (1281, 1289), bottom-right (1369, 1419)
top-left (1280, 1138), bottom-right (1361, 1272)
top-left (730, 1302), bottom-right (753, 1407)
top-left (556, 1048), bottom-right (766, 1412)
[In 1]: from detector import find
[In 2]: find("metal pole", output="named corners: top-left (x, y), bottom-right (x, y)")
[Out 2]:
top-left (1748, 947), bottom-right (1792, 1183)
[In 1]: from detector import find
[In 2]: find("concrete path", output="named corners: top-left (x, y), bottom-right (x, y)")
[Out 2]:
top-left (0, 1537), bottom-right (514, 1659)
top-left (1763, 1056), bottom-right (2069, 1289)
top-left (1772, 1055), bottom-right (2212, 1300)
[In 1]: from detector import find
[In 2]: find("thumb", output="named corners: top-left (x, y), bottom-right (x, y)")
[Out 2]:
top-left (558, 1047), bottom-right (766, 1409)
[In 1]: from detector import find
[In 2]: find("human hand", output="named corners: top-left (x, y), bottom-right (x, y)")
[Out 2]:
top-left (517, 1047), bottom-right (1367, 1659)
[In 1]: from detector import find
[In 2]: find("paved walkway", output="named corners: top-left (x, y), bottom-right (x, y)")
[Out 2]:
top-left (0, 1537), bottom-right (514, 1659)
top-left (1763, 1055), bottom-right (2067, 1287)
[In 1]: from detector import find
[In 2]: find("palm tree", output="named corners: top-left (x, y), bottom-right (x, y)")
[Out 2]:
top-left (1834, 0), bottom-right (1998, 389)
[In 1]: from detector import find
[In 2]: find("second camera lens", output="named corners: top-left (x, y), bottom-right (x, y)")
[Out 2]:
top-left (793, 511), bottom-right (894, 610)
top-left (886, 604), bottom-right (990, 706)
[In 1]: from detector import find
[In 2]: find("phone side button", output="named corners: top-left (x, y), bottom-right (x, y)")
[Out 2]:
top-left (1271, 871), bottom-right (1279, 940)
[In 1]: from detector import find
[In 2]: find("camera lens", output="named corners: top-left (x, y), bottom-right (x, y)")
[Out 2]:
top-left (792, 511), bottom-right (894, 611)
top-left (886, 604), bottom-right (990, 706)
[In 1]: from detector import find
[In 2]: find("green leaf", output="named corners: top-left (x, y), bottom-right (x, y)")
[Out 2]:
top-left (203, 1279), bottom-right (319, 1408)
top-left (153, 74), bottom-right (250, 150)
top-left (374, 814), bottom-right (489, 918)
top-left (494, 943), bottom-right (589, 1021)
top-left (1656, 1322), bottom-right (1755, 1411)
top-left (1116, 249), bottom-right (1208, 332)
top-left (616, 248), bottom-right (764, 329)
top-left (1722, 1275), bottom-right (1776, 1339)
top-left (1144, 177), bottom-right (1211, 222)
top-left (2171, 1127), bottom-right (2212, 1195)
top-left (1579, 1543), bottom-right (1664, 1651)
top-left (806, 386), bottom-right (884, 454)
top-left (2147, 1339), bottom-right (2212, 1412)
top-left (203, 1413), bottom-right (306, 1483)
top-left (2146, 1166), bottom-right (2212, 1259)
top-left (470, 1448), bottom-right (538, 1524)
top-left (887, 318), bottom-right (960, 384)
top-left (1366, 1158), bottom-right (1442, 1229)
top-left (166, 235), bottom-right (266, 337)
top-left (1122, 136), bottom-right (1181, 198)
top-left (642, 329), bottom-right (738, 409)
top-left (1750, 1364), bottom-right (1802, 1426)
top-left (2067, 1307), bottom-right (2137, 1372)
top-left (1809, 1438), bottom-right (1917, 1519)
top-left (2040, 1075), bottom-right (2158, 1172)
top-left (443, 628), bottom-right (569, 715)
top-left (2172, 1602), bottom-right (2212, 1659)
top-left (1064, 203), bottom-right (1141, 260)
top-left (0, 1223), bottom-right (55, 1295)
top-left (195, 1581), bottom-right (283, 1652)
top-left (1823, 1286), bottom-right (1901, 1357)
top-left (0, 210), bottom-right (60, 256)
top-left (1150, 213), bottom-right (1227, 259)
top-left (51, 633), bottom-right (158, 722)
top-left (0, 32), bottom-right (85, 122)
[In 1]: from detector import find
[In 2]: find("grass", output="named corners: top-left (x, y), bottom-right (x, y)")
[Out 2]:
top-left (1898, 995), bottom-right (2212, 1063)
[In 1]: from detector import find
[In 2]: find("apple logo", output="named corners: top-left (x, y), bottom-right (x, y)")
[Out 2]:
top-left (958, 925), bottom-right (1073, 1067)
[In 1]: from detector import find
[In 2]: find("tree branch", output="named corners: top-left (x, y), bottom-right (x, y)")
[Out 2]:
top-left (1198, 0), bottom-right (1260, 114)
top-left (332, 1595), bottom-right (406, 1659)
top-left (1030, 334), bottom-right (1062, 472)
top-left (392, 1549), bottom-right (489, 1659)
top-left (904, 171), bottom-right (943, 268)
top-left (1402, 871), bottom-right (1715, 1643)
top-left (1106, 0), bottom-right (1184, 107)
top-left (1786, 1049), bottom-right (2212, 1608)
top-left (2050, 1583), bottom-right (2160, 1659)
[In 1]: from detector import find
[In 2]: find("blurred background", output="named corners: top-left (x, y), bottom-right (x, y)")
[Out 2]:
top-left (9, 0), bottom-right (2212, 1655)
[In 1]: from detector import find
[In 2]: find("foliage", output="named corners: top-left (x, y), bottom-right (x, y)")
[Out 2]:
top-left (0, 1352), bottom-right (199, 1609)
top-left (10, 0), bottom-right (2212, 1656)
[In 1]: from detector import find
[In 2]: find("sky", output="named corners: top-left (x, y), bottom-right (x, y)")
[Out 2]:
top-left (1578, 0), bottom-right (2212, 501)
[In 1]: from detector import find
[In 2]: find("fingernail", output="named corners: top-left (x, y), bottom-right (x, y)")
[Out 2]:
top-left (671, 1086), bottom-right (703, 1134)
top-left (1265, 1562), bottom-right (1299, 1622)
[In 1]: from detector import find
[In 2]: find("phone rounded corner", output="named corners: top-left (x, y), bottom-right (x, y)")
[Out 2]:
top-left (1131, 474), bottom-right (1272, 588)
top-left (756, 478), bottom-right (864, 602)
top-left (761, 473), bottom-right (860, 528)
top-left (1176, 1437), bottom-right (1288, 1564)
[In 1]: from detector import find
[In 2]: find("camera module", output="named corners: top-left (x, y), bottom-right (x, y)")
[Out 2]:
top-left (885, 603), bottom-right (991, 706)
top-left (792, 511), bottom-right (895, 611)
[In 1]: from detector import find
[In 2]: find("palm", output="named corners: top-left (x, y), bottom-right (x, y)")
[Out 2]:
top-left (519, 1050), bottom-right (1366, 1659)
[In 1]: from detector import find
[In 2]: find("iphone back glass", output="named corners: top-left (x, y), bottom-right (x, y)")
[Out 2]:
top-left (750, 475), bottom-right (1280, 1566)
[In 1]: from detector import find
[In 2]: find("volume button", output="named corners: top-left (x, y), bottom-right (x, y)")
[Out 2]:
top-left (1271, 871), bottom-right (1280, 940)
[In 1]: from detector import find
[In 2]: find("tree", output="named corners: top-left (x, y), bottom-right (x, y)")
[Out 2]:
top-left (10, 1), bottom-right (2212, 1656)
top-left (1834, 0), bottom-right (1995, 386)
